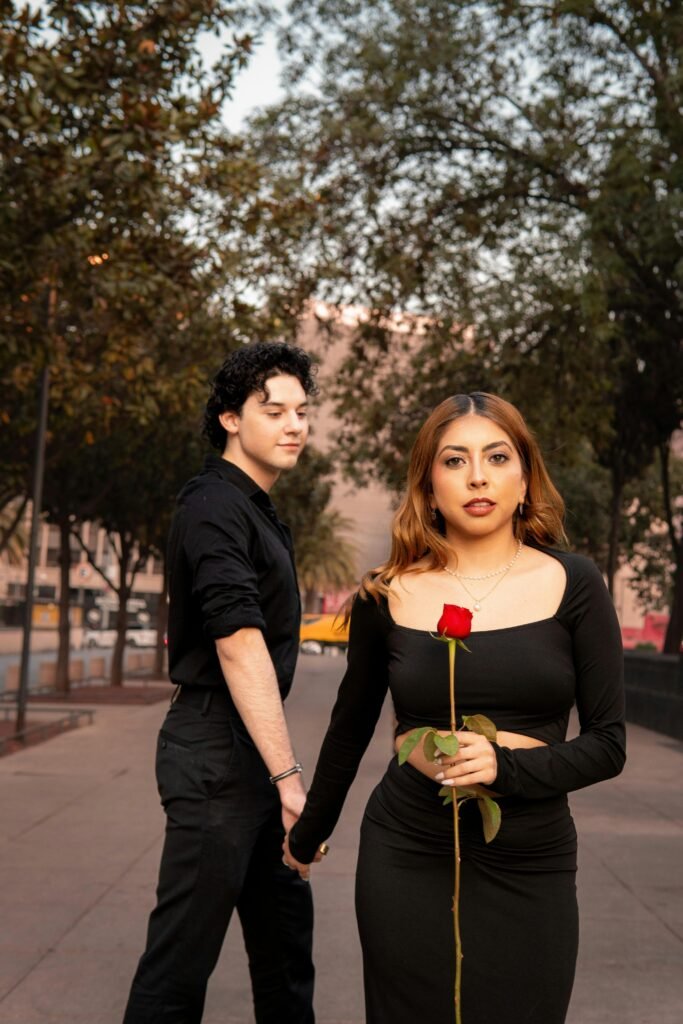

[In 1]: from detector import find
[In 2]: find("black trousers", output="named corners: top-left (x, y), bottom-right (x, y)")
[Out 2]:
top-left (122, 689), bottom-right (315, 1024)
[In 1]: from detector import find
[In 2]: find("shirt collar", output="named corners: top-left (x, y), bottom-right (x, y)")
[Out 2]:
top-left (202, 454), bottom-right (274, 510)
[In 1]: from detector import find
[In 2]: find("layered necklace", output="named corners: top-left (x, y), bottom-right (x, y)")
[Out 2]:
top-left (442, 539), bottom-right (523, 612)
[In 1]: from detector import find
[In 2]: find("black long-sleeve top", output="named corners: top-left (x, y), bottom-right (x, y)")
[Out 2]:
top-left (288, 547), bottom-right (626, 863)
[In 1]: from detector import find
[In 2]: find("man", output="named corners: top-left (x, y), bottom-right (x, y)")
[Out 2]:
top-left (123, 342), bottom-right (319, 1024)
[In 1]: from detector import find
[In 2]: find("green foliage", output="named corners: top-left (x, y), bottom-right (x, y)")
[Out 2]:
top-left (478, 795), bottom-right (502, 844)
top-left (397, 725), bottom-right (433, 765)
top-left (246, 0), bottom-right (683, 642)
top-left (461, 715), bottom-right (497, 743)
top-left (273, 449), bottom-right (359, 607)
top-left (621, 450), bottom-right (683, 616)
top-left (397, 718), bottom-right (501, 842)
top-left (422, 729), bottom-right (438, 763)
top-left (434, 733), bottom-right (460, 756)
top-left (0, 0), bottom-right (274, 501)
top-left (271, 445), bottom-right (335, 546)
top-left (0, 1), bottom-right (280, 680)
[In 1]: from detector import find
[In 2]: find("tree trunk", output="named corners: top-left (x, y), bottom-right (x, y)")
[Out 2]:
top-left (55, 517), bottom-right (71, 694)
top-left (659, 441), bottom-right (682, 655)
top-left (662, 559), bottom-right (683, 655)
top-left (110, 536), bottom-right (131, 687)
top-left (606, 466), bottom-right (623, 596)
top-left (154, 566), bottom-right (168, 677)
top-left (303, 589), bottom-right (319, 613)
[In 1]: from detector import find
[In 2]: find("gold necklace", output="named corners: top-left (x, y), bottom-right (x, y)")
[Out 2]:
top-left (442, 541), bottom-right (523, 612)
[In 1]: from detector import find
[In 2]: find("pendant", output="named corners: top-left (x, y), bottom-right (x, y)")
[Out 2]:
top-left (474, 602), bottom-right (481, 611)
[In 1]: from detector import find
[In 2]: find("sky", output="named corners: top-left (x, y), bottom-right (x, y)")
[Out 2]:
top-left (200, 15), bottom-right (285, 131)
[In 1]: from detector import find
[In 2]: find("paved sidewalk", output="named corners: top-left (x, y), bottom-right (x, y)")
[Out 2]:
top-left (1, 656), bottom-right (682, 1023)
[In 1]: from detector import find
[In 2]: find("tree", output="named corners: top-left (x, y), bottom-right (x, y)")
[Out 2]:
top-left (272, 445), bottom-right (358, 610)
top-left (621, 447), bottom-right (683, 654)
top-left (271, 445), bottom-right (335, 543)
top-left (0, 1), bottom-right (286, 682)
top-left (62, 368), bottom-right (210, 687)
top-left (245, 0), bottom-right (683, 648)
top-left (295, 508), bottom-right (357, 612)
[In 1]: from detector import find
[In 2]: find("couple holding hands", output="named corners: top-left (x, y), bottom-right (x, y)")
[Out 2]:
top-left (122, 342), bottom-right (625, 1024)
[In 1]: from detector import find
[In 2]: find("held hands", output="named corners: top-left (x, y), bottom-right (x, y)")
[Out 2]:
top-left (277, 774), bottom-right (324, 881)
top-left (434, 730), bottom-right (497, 788)
top-left (282, 832), bottom-right (323, 881)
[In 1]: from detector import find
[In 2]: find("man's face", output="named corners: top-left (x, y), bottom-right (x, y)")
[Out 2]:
top-left (219, 374), bottom-right (309, 490)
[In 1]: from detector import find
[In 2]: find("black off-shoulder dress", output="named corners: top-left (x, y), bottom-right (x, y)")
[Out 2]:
top-left (288, 548), bottom-right (626, 1023)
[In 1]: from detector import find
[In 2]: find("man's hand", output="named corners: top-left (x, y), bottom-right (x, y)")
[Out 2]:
top-left (277, 774), bottom-right (307, 834)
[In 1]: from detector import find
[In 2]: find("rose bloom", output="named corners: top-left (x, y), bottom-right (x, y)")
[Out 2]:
top-left (437, 603), bottom-right (473, 640)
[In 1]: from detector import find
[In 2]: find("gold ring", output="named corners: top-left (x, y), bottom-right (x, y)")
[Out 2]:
top-left (318, 842), bottom-right (330, 856)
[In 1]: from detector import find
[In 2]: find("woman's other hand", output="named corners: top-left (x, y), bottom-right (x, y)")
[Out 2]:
top-left (435, 730), bottom-right (498, 787)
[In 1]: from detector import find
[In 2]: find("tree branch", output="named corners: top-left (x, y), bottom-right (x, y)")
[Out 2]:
top-left (0, 495), bottom-right (28, 557)
top-left (69, 526), bottom-right (116, 591)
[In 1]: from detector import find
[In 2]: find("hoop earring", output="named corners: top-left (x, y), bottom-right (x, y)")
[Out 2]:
top-left (518, 502), bottom-right (525, 518)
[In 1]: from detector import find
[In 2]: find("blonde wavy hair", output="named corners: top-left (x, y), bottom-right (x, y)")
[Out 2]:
top-left (361, 392), bottom-right (567, 603)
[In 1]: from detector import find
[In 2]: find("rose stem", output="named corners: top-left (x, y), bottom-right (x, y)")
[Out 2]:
top-left (449, 639), bottom-right (463, 1024)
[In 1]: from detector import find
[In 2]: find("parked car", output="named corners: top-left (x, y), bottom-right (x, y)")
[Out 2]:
top-left (81, 627), bottom-right (157, 649)
top-left (299, 613), bottom-right (349, 654)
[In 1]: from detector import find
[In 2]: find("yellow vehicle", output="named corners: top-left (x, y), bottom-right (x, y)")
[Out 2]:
top-left (299, 612), bottom-right (349, 654)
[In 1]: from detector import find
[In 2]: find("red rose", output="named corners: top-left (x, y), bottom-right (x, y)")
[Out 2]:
top-left (437, 603), bottom-right (473, 640)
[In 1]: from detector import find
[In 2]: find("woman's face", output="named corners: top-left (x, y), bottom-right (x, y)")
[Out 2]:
top-left (430, 414), bottom-right (527, 543)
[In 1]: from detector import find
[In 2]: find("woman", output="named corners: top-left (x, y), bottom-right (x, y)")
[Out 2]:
top-left (285, 393), bottom-right (625, 1023)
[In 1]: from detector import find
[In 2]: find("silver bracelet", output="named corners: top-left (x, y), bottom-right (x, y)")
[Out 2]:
top-left (269, 762), bottom-right (303, 785)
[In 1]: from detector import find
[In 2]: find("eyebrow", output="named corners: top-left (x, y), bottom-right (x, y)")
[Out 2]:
top-left (260, 400), bottom-right (308, 409)
top-left (437, 440), bottom-right (513, 457)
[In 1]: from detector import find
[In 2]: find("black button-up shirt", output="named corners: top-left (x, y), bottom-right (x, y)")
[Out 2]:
top-left (166, 455), bottom-right (301, 701)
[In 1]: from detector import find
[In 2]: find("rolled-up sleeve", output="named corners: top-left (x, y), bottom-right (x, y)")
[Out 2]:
top-left (183, 491), bottom-right (266, 640)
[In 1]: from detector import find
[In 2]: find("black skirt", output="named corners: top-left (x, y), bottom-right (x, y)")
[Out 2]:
top-left (355, 758), bottom-right (579, 1023)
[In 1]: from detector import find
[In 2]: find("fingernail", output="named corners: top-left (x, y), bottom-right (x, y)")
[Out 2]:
top-left (441, 779), bottom-right (456, 787)
top-left (435, 771), bottom-right (444, 781)
top-left (434, 757), bottom-right (443, 765)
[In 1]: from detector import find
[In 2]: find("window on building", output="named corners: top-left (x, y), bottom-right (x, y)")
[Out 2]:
top-left (45, 525), bottom-right (80, 567)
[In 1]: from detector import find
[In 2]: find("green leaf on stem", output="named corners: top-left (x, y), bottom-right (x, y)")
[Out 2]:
top-left (397, 725), bottom-right (433, 765)
top-left (434, 733), bottom-right (460, 756)
top-left (423, 730), bottom-right (439, 762)
top-left (462, 714), bottom-right (498, 741)
top-left (454, 785), bottom-right (480, 799)
top-left (438, 785), bottom-right (454, 805)
top-left (477, 795), bottom-right (502, 843)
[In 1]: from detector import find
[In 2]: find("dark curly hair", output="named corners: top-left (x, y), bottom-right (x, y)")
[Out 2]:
top-left (203, 342), bottom-right (319, 451)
